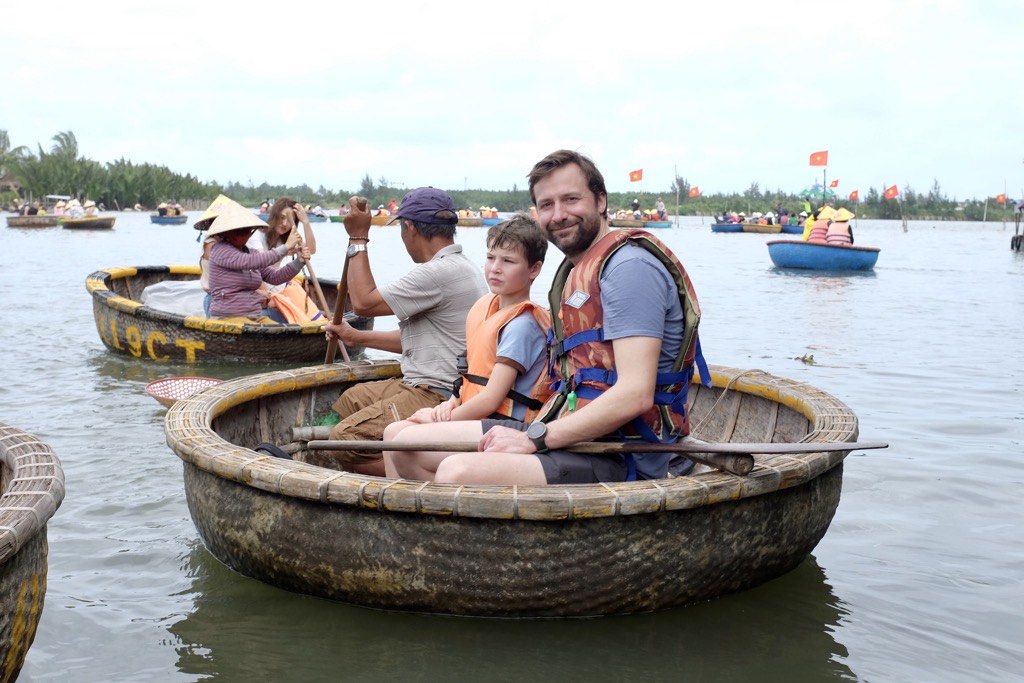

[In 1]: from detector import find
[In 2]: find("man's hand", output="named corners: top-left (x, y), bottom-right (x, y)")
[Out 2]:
top-left (479, 425), bottom-right (535, 454)
top-left (325, 319), bottom-right (359, 345)
top-left (344, 196), bottom-right (371, 239)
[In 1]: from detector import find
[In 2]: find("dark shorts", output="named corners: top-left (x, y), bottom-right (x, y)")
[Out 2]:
top-left (481, 419), bottom-right (629, 485)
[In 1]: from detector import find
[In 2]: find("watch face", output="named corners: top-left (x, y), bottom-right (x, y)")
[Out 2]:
top-left (527, 421), bottom-right (546, 439)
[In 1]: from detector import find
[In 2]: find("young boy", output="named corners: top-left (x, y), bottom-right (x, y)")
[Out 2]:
top-left (383, 213), bottom-right (550, 479)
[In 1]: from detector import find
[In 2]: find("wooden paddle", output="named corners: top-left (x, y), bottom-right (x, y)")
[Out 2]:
top-left (301, 257), bottom-right (331, 320)
top-left (325, 197), bottom-right (369, 364)
top-left (302, 438), bottom-right (886, 477)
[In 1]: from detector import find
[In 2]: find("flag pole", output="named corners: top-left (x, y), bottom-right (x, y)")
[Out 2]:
top-left (674, 164), bottom-right (680, 227)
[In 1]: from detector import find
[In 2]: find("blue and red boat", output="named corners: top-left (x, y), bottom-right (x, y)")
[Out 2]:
top-left (767, 240), bottom-right (880, 271)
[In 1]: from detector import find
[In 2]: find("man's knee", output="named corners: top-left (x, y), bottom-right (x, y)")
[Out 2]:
top-left (435, 455), bottom-right (475, 484)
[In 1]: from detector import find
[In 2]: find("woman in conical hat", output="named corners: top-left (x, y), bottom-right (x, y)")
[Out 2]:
top-left (826, 207), bottom-right (855, 246)
top-left (204, 205), bottom-right (310, 322)
top-left (804, 206), bottom-right (836, 243)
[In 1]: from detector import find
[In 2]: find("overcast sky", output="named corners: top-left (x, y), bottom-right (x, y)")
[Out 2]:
top-left (4, 0), bottom-right (1022, 201)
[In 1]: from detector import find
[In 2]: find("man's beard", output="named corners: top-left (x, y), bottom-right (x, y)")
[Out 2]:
top-left (547, 211), bottom-right (602, 258)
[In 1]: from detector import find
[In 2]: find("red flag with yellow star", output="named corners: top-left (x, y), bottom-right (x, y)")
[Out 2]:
top-left (629, 169), bottom-right (643, 182)
top-left (809, 150), bottom-right (828, 166)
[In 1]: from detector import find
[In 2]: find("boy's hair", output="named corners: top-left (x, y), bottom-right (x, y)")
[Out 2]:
top-left (486, 213), bottom-right (547, 266)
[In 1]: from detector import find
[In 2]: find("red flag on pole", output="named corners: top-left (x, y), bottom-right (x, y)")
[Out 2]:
top-left (848, 190), bottom-right (859, 201)
top-left (884, 184), bottom-right (899, 200)
top-left (996, 193), bottom-right (1007, 204)
top-left (688, 186), bottom-right (700, 197)
top-left (629, 169), bottom-right (643, 182)
top-left (829, 179), bottom-right (839, 188)
top-left (809, 150), bottom-right (829, 166)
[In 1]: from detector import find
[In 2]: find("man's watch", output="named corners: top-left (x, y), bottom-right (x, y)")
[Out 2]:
top-left (526, 421), bottom-right (549, 453)
top-left (346, 243), bottom-right (367, 257)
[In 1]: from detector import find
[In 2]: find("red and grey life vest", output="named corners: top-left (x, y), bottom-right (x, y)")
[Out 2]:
top-left (455, 293), bottom-right (554, 422)
top-left (540, 229), bottom-right (711, 460)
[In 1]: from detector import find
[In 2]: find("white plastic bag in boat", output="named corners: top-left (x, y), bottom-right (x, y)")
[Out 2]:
top-left (140, 280), bottom-right (207, 317)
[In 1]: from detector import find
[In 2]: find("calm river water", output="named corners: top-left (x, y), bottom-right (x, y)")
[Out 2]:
top-left (2, 211), bottom-right (1021, 682)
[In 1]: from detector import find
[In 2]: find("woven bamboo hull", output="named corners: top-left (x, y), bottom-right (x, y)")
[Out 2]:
top-left (5, 215), bottom-right (61, 228)
top-left (165, 362), bottom-right (859, 617)
top-left (0, 423), bottom-right (65, 678)
top-left (711, 222), bottom-right (743, 233)
top-left (61, 216), bottom-right (116, 230)
top-left (85, 265), bottom-right (374, 364)
top-left (609, 218), bottom-right (644, 228)
top-left (740, 222), bottom-right (782, 233)
top-left (457, 217), bottom-right (483, 227)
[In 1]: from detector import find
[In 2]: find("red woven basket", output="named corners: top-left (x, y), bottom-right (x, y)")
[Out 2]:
top-left (145, 376), bottom-right (222, 407)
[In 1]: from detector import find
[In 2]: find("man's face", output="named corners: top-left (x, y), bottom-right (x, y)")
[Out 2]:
top-left (533, 164), bottom-right (606, 260)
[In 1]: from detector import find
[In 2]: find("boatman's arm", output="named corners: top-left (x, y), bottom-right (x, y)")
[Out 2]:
top-left (343, 196), bottom-right (394, 317)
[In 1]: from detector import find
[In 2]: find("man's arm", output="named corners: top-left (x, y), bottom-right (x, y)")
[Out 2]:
top-left (343, 198), bottom-right (394, 317)
top-left (479, 335), bottom-right (660, 453)
top-left (325, 320), bottom-right (403, 354)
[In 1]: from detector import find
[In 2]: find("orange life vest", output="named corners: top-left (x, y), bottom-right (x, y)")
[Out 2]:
top-left (541, 229), bottom-right (710, 445)
top-left (807, 220), bottom-right (830, 243)
top-left (268, 279), bottom-right (325, 324)
top-left (457, 293), bottom-right (553, 421)
top-left (825, 221), bottom-right (852, 246)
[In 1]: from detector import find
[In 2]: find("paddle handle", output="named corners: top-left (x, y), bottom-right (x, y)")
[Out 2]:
top-left (324, 197), bottom-right (368, 363)
top-left (302, 259), bottom-right (331, 319)
top-left (305, 439), bottom-right (754, 476)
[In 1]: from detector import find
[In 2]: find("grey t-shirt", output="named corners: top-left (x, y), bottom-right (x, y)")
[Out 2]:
top-left (495, 312), bottom-right (548, 421)
top-left (599, 242), bottom-right (685, 479)
top-left (379, 244), bottom-right (487, 391)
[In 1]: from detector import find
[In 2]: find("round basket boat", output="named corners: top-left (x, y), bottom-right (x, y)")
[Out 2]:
top-left (85, 265), bottom-right (374, 364)
top-left (60, 215), bottom-right (116, 230)
top-left (164, 361), bottom-right (860, 618)
top-left (5, 215), bottom-right (61, 229)
top-left (0, 423), bottom-right (65, 678)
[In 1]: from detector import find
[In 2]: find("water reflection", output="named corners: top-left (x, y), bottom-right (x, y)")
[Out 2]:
top-left (169, 545), bottom-right (855, 681)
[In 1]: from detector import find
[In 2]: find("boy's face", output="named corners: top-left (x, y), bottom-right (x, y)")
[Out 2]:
top-left (484, 243), bottom-right (542, 298)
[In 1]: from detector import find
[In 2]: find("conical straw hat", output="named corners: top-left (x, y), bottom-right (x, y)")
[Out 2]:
top-left (194, 194), bottom-right (248, 231)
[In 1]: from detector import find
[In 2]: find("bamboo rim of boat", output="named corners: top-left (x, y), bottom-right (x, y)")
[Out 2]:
top-left (0, 423), bottom-right (66, 564)
top-left (164, 361), bottom-right (859, 521)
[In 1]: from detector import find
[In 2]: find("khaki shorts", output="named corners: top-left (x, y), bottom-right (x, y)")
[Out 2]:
top-left (319, 379), bottom-right (446, 467)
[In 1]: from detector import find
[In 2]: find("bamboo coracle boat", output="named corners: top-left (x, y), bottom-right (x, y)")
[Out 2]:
top-left (0, 423), bottom-right (65, 678)
top-left (164, 360), bottom-right (863, 618)
top-left (86, 265), bottom-right (373, 364)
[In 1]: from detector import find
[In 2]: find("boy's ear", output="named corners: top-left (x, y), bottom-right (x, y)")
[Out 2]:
top-left (528, 260), bottom-right (544, 280)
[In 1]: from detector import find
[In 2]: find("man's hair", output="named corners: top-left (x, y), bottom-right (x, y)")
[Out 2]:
top-left (407, 218), bottom-right (457, 240)
top-left (527, 149), bottom-right (607, 206)
top-left (486, 212), bottom-right (548, 265)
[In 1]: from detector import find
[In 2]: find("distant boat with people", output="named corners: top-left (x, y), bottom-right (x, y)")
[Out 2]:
top-left (767, 240), bottom-right (880, 271)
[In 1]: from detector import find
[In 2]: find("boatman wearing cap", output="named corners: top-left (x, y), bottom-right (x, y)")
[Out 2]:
top-left (320, 187), bottom-right (487, 476)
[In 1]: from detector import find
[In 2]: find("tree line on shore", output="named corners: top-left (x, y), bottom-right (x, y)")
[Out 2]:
top-left (0, 129), bottom-right (1014, 221)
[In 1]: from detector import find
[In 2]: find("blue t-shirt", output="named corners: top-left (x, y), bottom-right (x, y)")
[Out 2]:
top-left (599, 242), bottom-right (685, 479)
top-left (495, 312), bottom-right (548, 421)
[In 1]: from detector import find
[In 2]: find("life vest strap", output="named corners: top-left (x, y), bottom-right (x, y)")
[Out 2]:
top-left (551, 328), bottom-right (604, 358)
top-left (455, 372), bottom-right (545, 410)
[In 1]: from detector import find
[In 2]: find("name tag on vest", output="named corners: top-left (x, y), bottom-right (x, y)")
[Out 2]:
top-left (565, 290), bottom-right (589, 309)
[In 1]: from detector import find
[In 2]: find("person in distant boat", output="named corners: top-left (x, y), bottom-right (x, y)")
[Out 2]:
top-left (375, 204), bottom-right (391, 217)
top-left (83, 200), bottom-right (99, 217)
top-left (655, 197), bottom-right (666, 220)
top-left (54, 200), bottom-right (66, 216)
top-left (797, 210), bottom-right (808, 226)
top-left (384, 213), bottom-right (552, 480)
top-left (805, 206), bottom-right (835, 242)
top-left (65, 199), bottom-right (84, 219)
top-left (763, 211), bottom-right (775, 226)
top-left (245, 197), bottom-right (321, 323)
top-left (205, 205), bottom-right (309, 322)
top-left (259, 200), bottom-right (271, 215)
top-left (387, 198), bottom-right (399, 214)
top-left (826, 207), bottom-right (855, 246)
top-left (26, 201), bottom-right (41, 216)
top-left (380, 149), bottom-right (710, 486)
top-left (631, 197), bottom-right (641, 219)
top-left (319, 187), bottom-right (487, 476)
top-left (157, 202), bottom-right (169, 216)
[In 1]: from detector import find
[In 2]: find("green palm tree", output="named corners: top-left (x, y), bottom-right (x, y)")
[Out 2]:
top-left (0, 130), bottom-right (29, 180)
